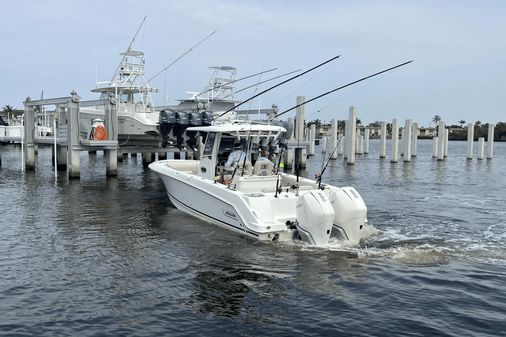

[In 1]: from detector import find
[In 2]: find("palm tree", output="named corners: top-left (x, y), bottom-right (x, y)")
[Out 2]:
top-left (432, 115), bottom-right (441, 127)
top-left (2, 105), bottom-right (16, 123)
top-left (458, 120), bottom-right (466, 128)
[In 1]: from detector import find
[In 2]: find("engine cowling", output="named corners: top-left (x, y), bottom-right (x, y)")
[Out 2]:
top-left (326, 186), bottom-right (367, 245)
top-left (295, 191), bottom-right (335, 246)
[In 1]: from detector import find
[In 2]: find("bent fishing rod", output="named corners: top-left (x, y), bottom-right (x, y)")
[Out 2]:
top-left (147, 30), bottom-right (217, 83)
top-left (194, 67), bottom-right (278, 98)
top-left (273, 60), bottom-right (413, 120)
top-left (217, 54), bottom-right (341, 119)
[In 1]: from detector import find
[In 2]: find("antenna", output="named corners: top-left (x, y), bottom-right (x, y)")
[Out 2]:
top-left (147, 30), bottom-right (217, 83)
top-left (111, 15), bottom-right (147, 81)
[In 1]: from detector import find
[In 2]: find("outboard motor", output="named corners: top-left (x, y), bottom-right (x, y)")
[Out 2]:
top-left (174, 111), bottom-right (189, 150)
top-left (295, 191), bottom-right (335, 246)
top-left (200, 111), bottom-right (213, 126)
top-left (159, 109), bottom-right (176, 147)
top-left (326, 186), bottom-right (368, 245)
top-left (187, 112), bottom-right (202, 151)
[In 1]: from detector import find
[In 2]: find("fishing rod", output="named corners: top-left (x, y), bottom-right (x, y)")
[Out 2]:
top-left (273, 60), bottom-right (413, 120)
top-left (317, 136), bottom-right (343, 189)
top-left (111, 15), bottom-right (147, 81)
top-left (147, 30), bottom-right (217, 83)
top-left (217, 54), bottom-right (341, 119)
top-left (194, 67), bottom-right (278, 98)
top-left (229, 68), bottom-right (303, 97)
top-left (274, 145), bottom-right (286, 198)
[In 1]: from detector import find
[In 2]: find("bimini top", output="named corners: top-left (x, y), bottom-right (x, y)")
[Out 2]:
top-left (187, 123), bottom-right (285, 134)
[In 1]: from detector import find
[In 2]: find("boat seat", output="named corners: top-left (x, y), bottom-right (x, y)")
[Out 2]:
top-left (253, 160), bottom-right (274, 176)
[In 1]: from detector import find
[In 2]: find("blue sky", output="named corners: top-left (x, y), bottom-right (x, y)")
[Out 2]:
top-left (1, 0), bottom-right (505, 125)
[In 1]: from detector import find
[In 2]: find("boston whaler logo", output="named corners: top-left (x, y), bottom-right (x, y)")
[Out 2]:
top-left (223, 209), bottom-right (237, 219)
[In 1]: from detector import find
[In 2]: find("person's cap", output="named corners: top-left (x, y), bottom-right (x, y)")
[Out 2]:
top-left (233, 142), bottom-right (242, 149)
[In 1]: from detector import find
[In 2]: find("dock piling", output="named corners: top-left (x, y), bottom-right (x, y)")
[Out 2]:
top-left (379, 121), bottom-right (386, 158)
top-left (466, 123), bottom-right (474, 160)
top-left (391, 118), bottom-right (399, 163)
top-left (487, 123), bottom-right (495, 159)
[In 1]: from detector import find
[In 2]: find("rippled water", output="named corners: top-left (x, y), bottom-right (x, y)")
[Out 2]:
top-left (1, 140), bottom-right (505, 336)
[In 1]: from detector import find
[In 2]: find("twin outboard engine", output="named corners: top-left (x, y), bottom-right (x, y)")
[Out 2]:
top-left (187, 112), bottom-right (202, 151)
top-left (174, 111), bottom-right (189, 149)
top-left (295, 190), bottom-right (335, 246)
top-left (159, 109), bottom-right (176, 147)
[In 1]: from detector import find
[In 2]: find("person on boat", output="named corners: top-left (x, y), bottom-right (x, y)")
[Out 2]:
top-left (256, 148), bottom-right (274, 165)
top-left (224, 142), bottom-right (246, 171)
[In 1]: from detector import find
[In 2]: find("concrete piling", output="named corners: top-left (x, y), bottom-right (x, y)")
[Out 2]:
top-left (487, 123), bottom-right (494, 159)
top-left (309, 124), bottom-right (316, 156)
top-left (411, 122), bottom-right (418, 157)
top-left (478, 137), bottom-right (485, 160)
top-left (437, 121), bottom-right (445, 161)
top-left (347, 106), bottom-right (356, 165)
top-left (432, 137), bottom-right (438, 158)
top-left (403, 119), bottom-right (412, 162)
top-left (444, 128), bottom-right (449, 158)
top-left (391, 118), bottom-right (399, 163)
top-left (364, 128), bottom-right (370, 154)
top-left (337, 135), bottom-right (344, 156)
top-left (466, 123), bottom-right (474, 160)
top-left (331, 119), bottom-right (338, 159)
top-left (379, 121), bottom-right (387, 158)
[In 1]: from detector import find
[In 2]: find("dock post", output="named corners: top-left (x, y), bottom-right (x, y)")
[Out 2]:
top-left (379, 121), bottom-right (387, 158)
top-left (142, 152), bottom-right (153, 166)
top-left (364, 128), bottom-right (370, 154)
top-left (295, 96), bottom-right (305, 141)
top-left (466, 123), bottom-right (474, 160)
top-left (478, 137), bottom-right (485, 160)
top-left (321, 135), bottom-right (328, 153)
top-left (67, 91), bottom-right (81, 178)
top-left (444, 128), bottom-right (449, 158)
top-left (437, 121), bottom-right (445, 161)
top-left (356, 134), bottom-right (363, 155)
top-left (432, 137), bottom-right (438, 158)
top-left (403, 119), bottom-right (412, 162)
top-left (346, 106), bottom-right (356, 165)
top-left (337, 135), bottom-right (344, 156)
top-left (23, 102), bottom-right (36, 171)
top-left (487, 123), bottom-right (495, 159)
top-left (399, 122), bottom-right (406, 157)
top-left (411, 122), bottom-right (418, 157)
top-left (309, 124), bottom-right (316, 156)
top-left (331, 119), bottom-right (338, 159)
top-left (390, 118), bottom-right (399, 163)
top-left (105, 96), bottom-right (118, 176)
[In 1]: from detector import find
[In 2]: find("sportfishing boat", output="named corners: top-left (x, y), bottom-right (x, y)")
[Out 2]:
top-left (149, 121), bottom-right (372, 246)
top-left (79, 49), bottom-right (161, 146)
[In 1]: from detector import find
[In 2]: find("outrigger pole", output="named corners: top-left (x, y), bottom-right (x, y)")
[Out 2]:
top-left (147, 30), bottom-right (217, 83)
top-left (273, 60), bottom-right (413, 119)
top-left (217, 54), bottom-right (342, 119)
top-left (194, 67), bottom-right (278, 98)
top-left (232, 68), bottom-right (303, 96)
